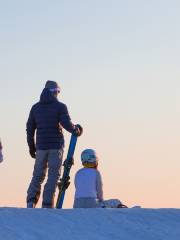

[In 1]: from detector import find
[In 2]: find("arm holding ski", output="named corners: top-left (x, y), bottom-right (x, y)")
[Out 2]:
top-left (58, 104), bottom-right (75, 133)
top-left (58, 104), bottom-right (83, 136)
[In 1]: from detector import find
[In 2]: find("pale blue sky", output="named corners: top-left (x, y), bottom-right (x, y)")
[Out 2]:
top-left (0, 0), bottom-right (180, 208)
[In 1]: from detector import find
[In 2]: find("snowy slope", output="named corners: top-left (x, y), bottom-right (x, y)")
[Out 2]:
top-left (0, 208), bottom-right (180, 240)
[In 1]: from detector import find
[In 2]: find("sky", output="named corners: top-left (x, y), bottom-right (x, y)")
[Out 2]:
top-left (0, 0), bottom-right (180, 208)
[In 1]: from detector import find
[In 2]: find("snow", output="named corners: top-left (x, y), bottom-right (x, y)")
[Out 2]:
top-left (0, 208), bottom-right (180, 240)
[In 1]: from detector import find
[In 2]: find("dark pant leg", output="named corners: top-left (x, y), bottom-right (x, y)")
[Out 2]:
top-left (42, 149), bottom-right (63, 208)
top-left (27, 150), bottom-right (48, 205)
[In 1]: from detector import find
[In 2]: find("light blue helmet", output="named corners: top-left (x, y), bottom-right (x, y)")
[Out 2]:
top-left (81, 149), bottom-right (98, 164)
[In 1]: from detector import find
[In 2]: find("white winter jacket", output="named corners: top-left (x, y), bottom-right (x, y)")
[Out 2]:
top-left (74, 168), bottom-right (103, 201)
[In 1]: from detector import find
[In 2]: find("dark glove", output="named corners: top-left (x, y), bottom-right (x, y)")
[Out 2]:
top-left (29, 145), bottom-right (36, 158)
top-left (73, 124), bottom-right (83, 137)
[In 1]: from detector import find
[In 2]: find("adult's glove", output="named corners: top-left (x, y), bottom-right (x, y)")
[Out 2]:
top-left (73, 124), bottom-right (83, 137)
top-left (29, 145), bottom-right (36, 159)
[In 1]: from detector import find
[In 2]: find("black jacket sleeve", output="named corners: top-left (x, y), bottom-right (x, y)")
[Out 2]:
top-left (59, 104), bottom-right (75, 133)
top-left (26, 107), bottom-right (36, 148)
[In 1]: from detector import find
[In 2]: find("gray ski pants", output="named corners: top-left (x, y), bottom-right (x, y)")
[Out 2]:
top-left (73, 198), bottom-right (100, 208)
top-left (27, 149), bottom-right (63, 208)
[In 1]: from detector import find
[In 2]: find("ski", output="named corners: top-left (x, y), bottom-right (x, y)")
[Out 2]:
top-left (56, 134), bottom-right (78, 209)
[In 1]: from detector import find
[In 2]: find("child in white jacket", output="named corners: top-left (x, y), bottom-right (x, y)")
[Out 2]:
top-left (73, 149), bottom-right (103, 208)
top-left (73, 149), bottom-right (127, 208)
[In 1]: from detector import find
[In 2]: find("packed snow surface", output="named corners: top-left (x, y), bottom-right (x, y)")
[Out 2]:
top-left (0, 208), bottom-right (180, 240)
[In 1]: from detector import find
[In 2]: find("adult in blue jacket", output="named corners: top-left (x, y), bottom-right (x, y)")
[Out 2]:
top-left (26, 80), bottom-right (82, 208)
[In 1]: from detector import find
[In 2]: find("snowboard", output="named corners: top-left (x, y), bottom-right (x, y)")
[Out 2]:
top-left (100, 199), bottom-right (141, 209)
top-left (56, 134), bottom-right (78, 209)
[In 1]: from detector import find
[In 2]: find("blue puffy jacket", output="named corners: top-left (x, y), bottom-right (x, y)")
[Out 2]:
top-left (26, 88), bottom-right (75, 150)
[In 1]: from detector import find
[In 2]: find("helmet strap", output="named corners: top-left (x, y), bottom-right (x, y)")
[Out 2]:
top-left (83, 162), bottom-right (98, 168)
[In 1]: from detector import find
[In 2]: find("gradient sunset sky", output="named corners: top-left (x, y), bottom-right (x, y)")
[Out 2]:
top-left (0, 0), bottom-right (180, 208)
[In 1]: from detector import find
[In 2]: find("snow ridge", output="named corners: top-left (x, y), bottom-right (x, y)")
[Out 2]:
top-left (0, 208), bottom-right (180, 240)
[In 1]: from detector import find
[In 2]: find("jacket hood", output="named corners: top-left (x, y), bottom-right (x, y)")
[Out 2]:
top-left (40, 88), bottom-right (58, 104)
